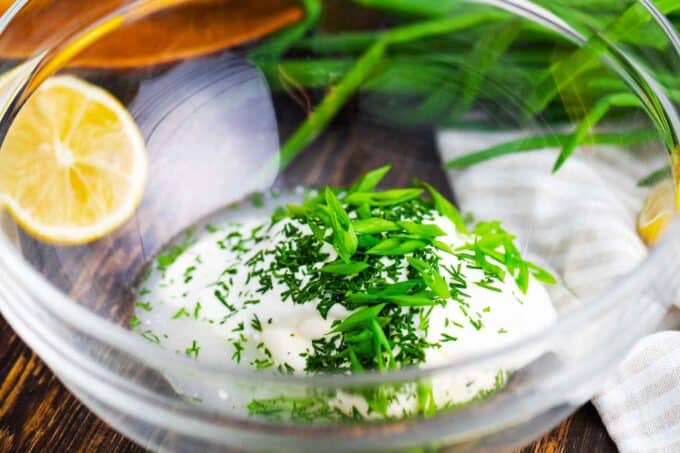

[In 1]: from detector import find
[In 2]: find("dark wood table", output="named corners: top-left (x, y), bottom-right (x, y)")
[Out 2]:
top-left (0, 314), bottom-right (616, 452)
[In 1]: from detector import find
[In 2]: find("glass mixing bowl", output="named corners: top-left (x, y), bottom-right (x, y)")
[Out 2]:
top-left (1, 0), bottom-right (680, 451)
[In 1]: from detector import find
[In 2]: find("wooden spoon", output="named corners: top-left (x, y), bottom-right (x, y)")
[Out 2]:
top-left (0, 0), bottom-right (302, 69)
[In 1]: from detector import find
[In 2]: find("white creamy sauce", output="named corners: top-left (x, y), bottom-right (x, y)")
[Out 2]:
top-left (135, 193), bottom-right (556, 416)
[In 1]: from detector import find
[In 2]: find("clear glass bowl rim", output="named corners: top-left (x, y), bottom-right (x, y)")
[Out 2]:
top-left (0, 0), bottom-right (679, 388)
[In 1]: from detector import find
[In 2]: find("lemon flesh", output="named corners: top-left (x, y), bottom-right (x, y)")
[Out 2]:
top-left (638, 179), bottom-right (675, 246)
top-left (0, 75), bottom-right (146, 244)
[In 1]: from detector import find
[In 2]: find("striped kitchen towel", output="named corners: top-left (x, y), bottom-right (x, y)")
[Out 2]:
top-left (437, 129), bottom-right (680, 453)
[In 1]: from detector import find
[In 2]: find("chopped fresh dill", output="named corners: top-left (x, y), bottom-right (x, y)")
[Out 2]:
top-left (183, 265), bottom-right (197, 284)
top-left (469, 318), bottom-right (484, 331)
top-left (141, 330), bottom-right (160, 344)
top-left (247, 395), bottom-right (355, 423)
top-left (475, 279), bottom-right (502, 293)
top-left (140, 267), bottom-right (152, 283)
top-left (231, 334), bottom-right (246, 363)
top-left (214, 289), bottom-right (237, 312)
top-left (135, 301), bottom-right (152, 312)
top-left (185, 340), bottom-right (200, 358)
top-left (157, 232), bottom-right (195, 272)
top-left (251, 192), bottom-right (265, 208)
top-left (440, 333), bottom-right (458, 342)
top-left (129, 314), bottom-right (141, 328)
top-left (139, 166), bottom-right (556, 421)
top-left (172, 307), bottom-right (189, 319)
top-left (251, 314), bottom-right (262, 332)
top-left (252, 357), bottom-right (274, 370)
top-left (189, 166), bottom-right (551, 376)
top-left (277, 363), bottom-right (296, 375)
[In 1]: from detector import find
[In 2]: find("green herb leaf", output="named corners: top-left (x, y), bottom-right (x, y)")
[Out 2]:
top-left (365, 238), bottom-right (428, 255)
top-left (371, 318), bottom-right (395, 368)
top-left (325, 187), bottom-right (358, 262)
top-left (251, 314), bottom-right (263, 332)
top-left (135, 301), bottom-right (152, 311)
top-left (278, 40), bottom-right (387, 167)
top-left (432, 240), bottom-right (455, 254)
top-left (364, 237), bottom-right (399, 253)
top-left (527, 262), bottom-right (557, 285)
top-left (348, 347), bottom-right (364, 372)
top-left (357, 203), bottom-right (372, 219)
top-left (172, 307), bottom-right (189, 319)
top-left (398, 220), bottom-right (446, 237)
top-left (444, 130), bottom-right (656, 170)
top-left (344, 188), bottom-right (424, 206)
top-left (307, 219), bottom-right (327, 242)
top-left (377, 280), bottom-right (422, 295)
top-left (352, 217), bottom-right (399, 234)
top-left (350, 164), bottom-right (391, 192)
top-left (271, 206), bottom-right (288, 224)
top-left (417, 382), bottom-right (437, 417)
top-left (349, 292), bottom-right (437, 307)
top-left (440, 333), bottom-right (458, 342)
top-left (332, 303), bottom-right (385, 332)
top-left (637, 166), bottom-right (671, 187)
top-left (142, 330), bottom-right (160, 344)
top-left (553, 93), bottom-right (640, 172)
top-left (185, 340), bottom-right (201, 358)
top-left (423, 183), bottom-right (468, 234)
top-left (320, 261), bottom-right (370, 276)
top-left (357, 234), bottom-right (381, 249)
top-left (448, 19), bottom-right (522, 120)
top-left (515, 260), bottom-right (529, 294)
top-left (161, 229), bottom-right (195, 267)
top-left (285, 203), bottom-right (311, 218)
top-left (407, 257), bottom-right (451, 299)
top-left (129, 314), bottom-right (141, 328)
top-left (251, 192), bottom-right (265, 208)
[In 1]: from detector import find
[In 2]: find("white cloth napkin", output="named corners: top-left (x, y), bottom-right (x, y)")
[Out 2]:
top-left (437, 129), bottom-right (680, 453)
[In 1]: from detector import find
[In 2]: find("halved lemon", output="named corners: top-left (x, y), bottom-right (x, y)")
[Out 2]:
top-left (0, 75), bottom-right (147, 244)
top-left (637, 178), bottom-right (676, 246)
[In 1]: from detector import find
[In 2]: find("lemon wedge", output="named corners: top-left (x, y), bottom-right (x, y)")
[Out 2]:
top-left (0, 75), bottom-right (146, 244)
top-left (638, 178), bottom-right (676, 246)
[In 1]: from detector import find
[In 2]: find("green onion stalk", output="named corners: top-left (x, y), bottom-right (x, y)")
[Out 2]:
top-left (249, 0), bottom-right (680, 187)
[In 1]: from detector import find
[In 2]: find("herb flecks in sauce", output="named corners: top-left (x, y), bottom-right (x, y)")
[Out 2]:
top-left (133, 166), bottom-right (556, 421)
